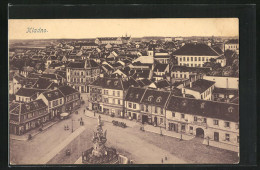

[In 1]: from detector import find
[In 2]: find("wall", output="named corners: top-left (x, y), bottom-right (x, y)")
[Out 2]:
top-left (203, 76), bottom-right (239, 89)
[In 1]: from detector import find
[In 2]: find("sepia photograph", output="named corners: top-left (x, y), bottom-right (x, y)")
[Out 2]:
top-left (9, 18), bottom-right (239, 165)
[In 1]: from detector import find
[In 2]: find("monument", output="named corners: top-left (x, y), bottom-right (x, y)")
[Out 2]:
top-left (82, 115), bottom-right (121, 164)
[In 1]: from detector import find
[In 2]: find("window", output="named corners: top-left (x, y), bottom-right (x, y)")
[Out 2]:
top-left (181, 124), bottom-right (185, 131)
top-left (202, 57), bottom-right (205, 61)
top-left (213, 119), bottom-right (219, 125)
top-left (117, 91), bottom-right (120, 97)
top-left (235, 124), bottom-right (239, 129)
top-left (195, 57), bottom-right (197, 61)
top-left (191, 64), bottom-right (193, 67)
top-left (156, 97), bottom-right (162, 103)
top-left (228, 107), bottom-right (234, 113)
top-left (145, 105), bottom-right (148, 112)
top-left (155, 107), bottom-right (158, 113)
top-left (81, 72), bottom-right (83, 75)
top-left (194, 116), bottom-right (197, 121)
top-left (113, 91), bottom-right (115, 96)
top-left (201, 102), bottom-right (205, 108)
top-left (118, 99), bottom-right (121, 105)
top-left (172, 112), bottom-right (175, 117)
top-left (148, 95), bottom-right (153, 102)
top-left (181, 114), bottom-right (185, 119)
top-left (225, 122), bottom-right (230, 128)
top-left (133, 104), bottom-right (136, 109)
top-left (198, 57), bottom-right (201, 61)
top-left (191, 57), bottom-right (193, 61)
top-left (225, 134), bottom-right (230, 141)
top-left (113, 99), bottom-right (115, 104)
top-left (128, 102), bottom-right (132, 108)
top-left (161, 108), bottom-right (163, 114)
top-left (190, 126), bottom-right (193, 130)
top-left (60, 99), bottom-right (62, 104)
top-left (180, 58), bottom-right (182, 61)
top-left (183, 57), bottom-right (185, 61)
top-left (187, 57), bottom-right (189, 61)
top-left (203, 118), bottom-right (207, 123)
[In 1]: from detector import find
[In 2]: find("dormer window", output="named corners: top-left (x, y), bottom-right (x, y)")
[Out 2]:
top-left (107, 80), bottom-right (111, 85)
top-left (130, 93), bottom-right (134, 98)
top-left (55, 92), bottom-right (58, 95)
top-left (156, 97), bottom-right (162, 103)
top-left (33, 102), bottom-right (38, 108)
top-left (228, 107), bottom-right (234, 113)
top-left (182, 101), bottom-right (187, 107)
top-left (47, 94), bottom-right (51, 97)
top-left (135, 94), bottom-right (139, 99)
top-left (114, 81), bottom-right (118, 86)
top-left (148, 95), bottom-right (154, 102)
top-left (201, 102), bottom-right (205, 109)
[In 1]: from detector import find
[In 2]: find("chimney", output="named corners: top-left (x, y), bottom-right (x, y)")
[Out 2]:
top-left (182, 88), bottom-right (186, 97)
top-left (226, 78), bottom-right (229, 89)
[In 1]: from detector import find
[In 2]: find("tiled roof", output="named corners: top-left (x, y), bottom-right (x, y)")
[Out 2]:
top-left (166, 96), bottom-right (239, 122)
top-left (41, 74), bottom-right (58, 80)
top-left (132, 70), bottom-right (150, 79)
top-left (67, 62), bottom-right (85, 68)
top-left (141, 89), bottom-right (171, 107)
top-left (42, 89), bottom-right (64, 101)
top-left (32, 78), bottom-right (53, 89)
top-left (10, 99), bottom-right (47, 115)
top-left (155, 80), bottom-right (170, 88)
top-left (226, 39), bottom-right (239, 44)
top-left (212, 46), bottom-right (224, 55)
top-left (16, 88), bottom-right (46, 97)
top-left (184, 79), bottom-right (215, 93)
top-left (154, 64), bottom-right (168, 72)
top-left (213, 88), bottom-right (239, 95)
top-left (97, 37), bottom-right (118, 41)
top-left (173, 43), bottom-right (220, 56)
top-left (125, 87), bottom-right (146, 103)
top-left (90, 77), bottom-right (139, 90)
top-left (58, 85), bottom-right (79, 96)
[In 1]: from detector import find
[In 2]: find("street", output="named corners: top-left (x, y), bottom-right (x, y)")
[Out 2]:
top-left (10, 93), bottom-right (239, 164)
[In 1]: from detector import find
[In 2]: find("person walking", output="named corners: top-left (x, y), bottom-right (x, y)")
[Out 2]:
top-left (84, 109), bottom-right (85, 114)
top-left (161, 158), bottom-right (164, 164)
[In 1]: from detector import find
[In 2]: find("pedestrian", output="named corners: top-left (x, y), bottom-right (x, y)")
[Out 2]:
top-left (84, 109), bottom-right (85, 113)
top-left (64, 125), bottom-right (66, 130)
top-left (94, 111), bottom-right (96, 117)
top-left (161, 158), bottom-right (164, 164)
top-left (165, 156), bottom-right (167, 161)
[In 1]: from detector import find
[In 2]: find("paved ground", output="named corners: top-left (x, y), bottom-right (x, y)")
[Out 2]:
top-left (10, 93), bottom-right (239, 165)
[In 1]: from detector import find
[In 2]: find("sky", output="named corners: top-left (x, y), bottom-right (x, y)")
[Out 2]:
top-left (9, 18), bottom-right (239, 40)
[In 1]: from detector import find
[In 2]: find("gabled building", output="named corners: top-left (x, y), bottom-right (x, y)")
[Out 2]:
top-left (140, 89), bottom-right (171, 127)
top-left (37, 89), bottom-right (65, 119)
top-left (15, 88), bottom-right (47, 103)
top-left (124, 87), bottom-right (147, 121)
top-left (224, 39), bottom-right (239, 54)
top-left (182, 79), bottom-right (215, 100)
top-left (9, 99), bottom-right (49, 135)
top-left (153, 63), bottom-right (169, 81)
top-left (58, 86), bottom-right (81, 112)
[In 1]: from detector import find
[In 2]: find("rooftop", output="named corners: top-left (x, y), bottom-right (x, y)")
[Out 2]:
top-left (173, 43), bottom-right (220, 56)
top-left (184, 79), bottom-right (215, 93)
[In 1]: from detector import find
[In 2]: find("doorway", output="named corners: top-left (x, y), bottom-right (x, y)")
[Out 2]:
top-left (196, 128), bottom-right (204, 138)
top-left (142, 115), bottom-right (148, 124)
top-left (154, 117), bottom-right (158, 126)
top-left (214, 132), bottom-right (219, 141)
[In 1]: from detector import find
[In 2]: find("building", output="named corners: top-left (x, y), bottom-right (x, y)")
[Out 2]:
top-left (182, 79), bottom-right (215, 100)
top-left (15, 88), bottom-right (46, 103)
top-left (37, 89), bottom-right (65, 119)
top-left (165, 37), bottom-right (173, 42)
top-left (173, 43), bottom-right (221, 67)
top-left (95, 35), bottom-right (131, 45)
top-left (212, 88), bottom-right (239, 104)
top-left (124, 87), bottom-right (147, 121)
top-left (89, 77), bottom-right (139, 118)
top-left (66, 59), bottom-right (100, 93)
top-left (9, 99), bottom-right (49, 135)
top-left (153, 63), bottom-right (169, 81)
top-left (166, 96), bottom-right (239, 149)
top-left (224, 39), bottom-right (239, 54)
top-left (140, 89), bottom-right (171, 127)
top-left (58, 86), bottom-right (81, 112)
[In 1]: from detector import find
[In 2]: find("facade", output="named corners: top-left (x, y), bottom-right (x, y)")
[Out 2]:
top-left (89, 77), bottom-right (139, 118)
top-left (66, 59), bottom-right (100, 93)
top-left (173, 43), bottom-right (221, 67)
top-left (153, 64), bottom-right (169, 81)
top-left (124, 87), bottom-right (147, 121)
top-left (166, 96), bottom-right (239, 148)
top-left (95, 36), bottom-right (131, 45)
top-left (224, 39), bottom-right (239, 54)
top-left (9, 99), bottom-right (49, 135)
top-left (37, 89), bottom-right (65, 119)
top-left (58, 86), bottom-right (81, 112)
top-left (140, 89), bottom-right (171, 128)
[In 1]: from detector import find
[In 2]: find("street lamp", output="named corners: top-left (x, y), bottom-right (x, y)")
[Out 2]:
top-left (71, 119), bottom-right (74, 133)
